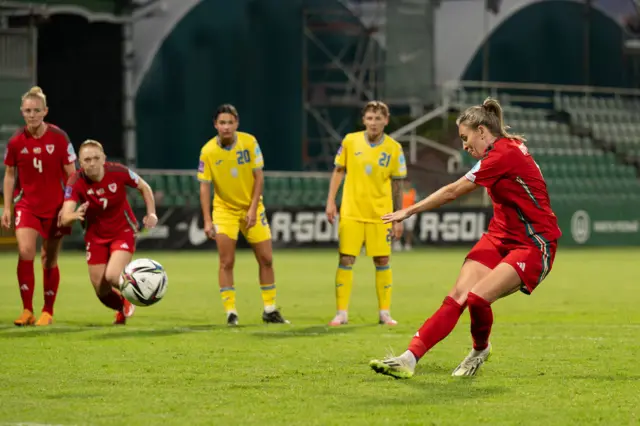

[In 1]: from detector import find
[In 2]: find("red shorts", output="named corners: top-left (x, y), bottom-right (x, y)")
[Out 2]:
top-left (85, 233), bottom-right (136, 265)
top-left (14, 208), bottom-right (71, 239)
top-left (466, 233), bottom-right (557, 294)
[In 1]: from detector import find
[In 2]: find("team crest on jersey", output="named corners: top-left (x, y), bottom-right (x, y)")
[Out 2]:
top-left (108, 183), bottom-right (117, 193)
top-left (46, 144), bottom-right (55, 154)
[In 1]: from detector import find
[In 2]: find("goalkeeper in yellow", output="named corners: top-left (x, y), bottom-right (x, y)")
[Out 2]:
top-left (326, 101), bottom-right (407, 326)
top-left (198, 104), bottom-right (288, 326)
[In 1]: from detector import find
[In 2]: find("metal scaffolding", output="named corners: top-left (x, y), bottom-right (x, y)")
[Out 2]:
top-left (302, 1), bottom-right (386, 170)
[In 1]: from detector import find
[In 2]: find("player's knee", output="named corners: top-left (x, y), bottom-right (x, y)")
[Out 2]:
top-left (17, 245), bottom-right (36, 260)
top-left (373, 256), bottom-right (389, 267)
top-left (219, 257), bottom-right (235, 271)
top-left (40, 251), bottom-right (58, 269)
top-left (257, 253), bottom-right (273, 268)
top-left (447, 287), bottom-right (469, 306)
top-left (93, 280), bottom-right (110, 297)
top-left (104, 272), bottom-right (120, 288)
top-left (339, 254), bottom-right (355, 267)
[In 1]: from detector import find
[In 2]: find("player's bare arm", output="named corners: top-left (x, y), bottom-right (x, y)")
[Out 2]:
top-left (60, 200), bottom-right (89, 226)
top-left (326, 165), bottom-right (345, 224)
top-left (1, 166), bottom-right (16, 229)
top-left (382, 176), bottom-right (478, 224)
top-left (63, 163), bottom-right (76, 178)
top-left (199, 180), bottom-right (215, 239)
top-left (137, 178), bottom-right (157, 229)
top-left (391, 178), bottom-right (404, 239)
top-left (246, 168), bottom-right (264, 228)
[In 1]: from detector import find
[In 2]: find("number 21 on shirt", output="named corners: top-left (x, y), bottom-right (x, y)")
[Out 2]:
top-left (378, 152), bottom-right (391, 167)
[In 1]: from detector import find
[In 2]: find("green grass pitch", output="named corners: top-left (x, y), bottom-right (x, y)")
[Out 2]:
top-left (0, 248), bottom-right (638, 425)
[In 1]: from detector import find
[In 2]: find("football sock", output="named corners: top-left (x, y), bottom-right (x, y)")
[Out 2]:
top-left (42, 266), bottom-right (60, 315)
top-left (260, 283), bottom-right (276, 313)
top-left (220, 286), bottom-right (237, 314)
top-left (467, 292), bottom-right (493, 351)
top-left (17, 259), bottom-right (35, 312)
top-left (375, 264), bottom-right (393, 311)
top-left (408, 296), bottom-right (465, 360)
top-left (335, 264), bottom-right (353, 311)
top-left (98, 288), bottom-right (125, 311)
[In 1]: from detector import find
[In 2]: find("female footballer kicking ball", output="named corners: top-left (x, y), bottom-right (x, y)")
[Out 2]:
top-left (369, 98), bottom-right (561, 378)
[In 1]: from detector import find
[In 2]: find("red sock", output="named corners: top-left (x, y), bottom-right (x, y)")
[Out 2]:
top-left (17, 259), bottom-right (35, 312)
top-left (42, 266), bottom-right (60, 315)
top-left (467, 292), bottom-right (493, 351)
top-left (98, 288), bottom-right (125, 312)
top-left (408, 296), bottom-right (465, 359)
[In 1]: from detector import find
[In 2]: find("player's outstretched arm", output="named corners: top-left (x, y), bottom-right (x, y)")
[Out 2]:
top-left (1, 166), bottom-right (16, 229)
top-left (326, 166), bottom-right (345, 224)
top-left (60, 200), bottom-right (88, 226)
top-left (382, 176), bottom-right (478, 224)
top-left (136, 178), bottom-right (157, 228)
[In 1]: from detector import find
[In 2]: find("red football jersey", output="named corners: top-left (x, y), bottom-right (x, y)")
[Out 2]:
top-left (65, 162), bottom-right (140, 243)
top-left (465, 138), bottom-right (562, 245)
top-left (3, 124), bottom-right (77, 218)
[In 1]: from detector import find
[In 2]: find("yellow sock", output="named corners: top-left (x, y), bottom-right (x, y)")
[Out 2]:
top-left (335, 264), bottom-right (354, 311)
top-left (375, 265), bottom-right (393, 311)
top-left (220, 286), bottom-right (236, 313)
top-left (260, 283), bottom-right (276, 310)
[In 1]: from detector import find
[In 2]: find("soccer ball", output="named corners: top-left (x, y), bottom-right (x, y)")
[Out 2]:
top-left (119, 258), bottom-right (168, 307)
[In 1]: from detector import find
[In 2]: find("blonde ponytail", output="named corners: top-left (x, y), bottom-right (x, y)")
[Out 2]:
top-left (457, 97), bottom-right (526, 142)
top-left (21, 86), bottom-right (47, 108)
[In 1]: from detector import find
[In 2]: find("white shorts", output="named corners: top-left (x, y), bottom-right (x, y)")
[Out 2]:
top-left (403, 215), bottom-right (417, 232)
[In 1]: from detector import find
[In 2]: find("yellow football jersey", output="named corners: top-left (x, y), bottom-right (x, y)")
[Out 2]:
top-left (197, 131), bottom-right (264, 212)
top-left (335, 131), bottom-right (407, 223)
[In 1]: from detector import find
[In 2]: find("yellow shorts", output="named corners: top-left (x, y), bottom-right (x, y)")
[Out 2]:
top-left (213, 204), bottom-right (271, 244)
top-left (339, 217), bottom-right (391, 257)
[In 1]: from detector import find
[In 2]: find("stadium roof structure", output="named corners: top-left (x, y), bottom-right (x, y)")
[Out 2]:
top-left (0, 0), bottom-right (162, 22)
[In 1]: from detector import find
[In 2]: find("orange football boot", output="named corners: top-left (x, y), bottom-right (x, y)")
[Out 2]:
top-left (114, 299), bottom-right (136, 325)
top-left (35, 312), bottom-right (53, 326)
top-left (14, 309), bottom-right (35, 326)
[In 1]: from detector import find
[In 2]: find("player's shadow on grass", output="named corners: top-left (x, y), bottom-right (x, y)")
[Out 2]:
top-left (366, 381), bottom-right (507, 405)
top-left (0, 326), bottom-right (92, 338)
top-left (90, 324), bottom-right (255, 340)
top-left (250, 324), bottom-right (376, 339)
